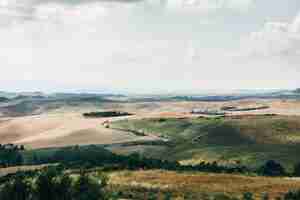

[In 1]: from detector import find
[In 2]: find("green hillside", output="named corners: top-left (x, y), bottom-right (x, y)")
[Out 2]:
top-left (111, 115), bottom-right (300, 170)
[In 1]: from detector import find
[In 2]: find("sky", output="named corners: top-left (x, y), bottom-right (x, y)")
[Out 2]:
top-left (0, 0), bottom-right (300, 93)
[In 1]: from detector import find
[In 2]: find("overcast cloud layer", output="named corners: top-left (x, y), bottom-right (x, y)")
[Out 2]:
top-left (0, 0), bottom-right (300, 93)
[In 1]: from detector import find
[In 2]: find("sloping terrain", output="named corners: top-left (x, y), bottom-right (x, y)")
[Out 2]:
top-left (1, 96), bottom-right (300, 164)
top-left (111, 115), bottom-right (300, 169)
top-left (0, 95), bottom-right (116, 117)
top-left (0, 113), bottom-right (156, 149)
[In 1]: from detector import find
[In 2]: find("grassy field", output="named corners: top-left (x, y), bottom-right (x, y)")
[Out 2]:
top-left (111, 115), bottom-right (300, 169)
top-left (109, 170), bottom-right (300, 200)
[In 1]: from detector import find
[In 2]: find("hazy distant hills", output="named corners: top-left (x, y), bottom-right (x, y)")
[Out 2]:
top-left (0, 91), bottom-right (125, 117)
top-left (170, 89), bottom-right (300, 102)
top-left (1, 89), bottom-right (300, 105)
top-left (0, 97), bottom-right (9, 102)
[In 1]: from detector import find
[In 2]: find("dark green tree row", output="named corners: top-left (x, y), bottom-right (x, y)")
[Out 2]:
top-left (83, 111), bottom-right (132, 118)
top-left (3, 145), bottom-right (300, 177)
top-left (26, 145), bottom-right (300, 177)
top-left (25, 146), bottom-right (250, 174)
top-left (1, 166), bottom-right (300, 200)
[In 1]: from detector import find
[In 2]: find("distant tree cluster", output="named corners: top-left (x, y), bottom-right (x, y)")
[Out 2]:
top-left (0, 144), bottom-right (25, 151)
top-left (221, 106), bottom-right (270, 112)
top-left (293, 162), bottom-right (300, 177)
top-left (256, 160), bottom-right (300, 177)
top-left (0, 144), bottom-right (24, 167)
top-left (294, 88), bottom-right (300, 93)
top-left (0, 97), bottom-right (9, 102)
top-left (83, 111), bottom-right (133, 118)
top-left (282, 190), bottom-right (300, 200)
top-left (258, 160), bottom-right (286, 176)
top-left (0, 167), bottom-right (108, 200)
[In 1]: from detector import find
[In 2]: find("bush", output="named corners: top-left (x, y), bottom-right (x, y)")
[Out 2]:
top-left (73, 170), bottom-right (107, 200)
top-left (293, 162), bottom-right (300, 177)
top-left (35, 167), bottom-right (62, 200)
top-left (0, 174), bottom-right (32, 200)
top-left (283, 190), bottom-right (300, 200)
top-left (214, 194), bottom-right (239, 200)
top-left (243, 192), bottom-right (254, 200)
top-left (258, 160), bottom-right (286, 176)
top-left (262, 193), bottom-right (269, 200)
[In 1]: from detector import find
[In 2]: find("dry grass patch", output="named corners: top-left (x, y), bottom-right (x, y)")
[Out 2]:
top-left (109, 170), bottom-right (300, 199)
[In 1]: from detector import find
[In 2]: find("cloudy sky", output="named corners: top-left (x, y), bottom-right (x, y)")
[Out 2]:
top-left (1, 0), bottom-right (300, 93)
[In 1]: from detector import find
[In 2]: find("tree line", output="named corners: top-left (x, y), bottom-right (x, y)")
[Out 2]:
top-left (25, 145), bottom-right (300, 177)
top-left (2, 144), bottom-right (300, 177)
top-left (83, 111), bottom-right (132, 118)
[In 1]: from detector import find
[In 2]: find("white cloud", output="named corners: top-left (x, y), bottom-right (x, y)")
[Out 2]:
top-left (244, 12), bottom-right (300, 58)
top-left (0, 0), bottom-right (299, 92)
top-left (33, 3), bottom-right (108, 24)
top-left (291, 13), bottom-right (300, 32)
top-left (159, 0), bottom-right (254, 13)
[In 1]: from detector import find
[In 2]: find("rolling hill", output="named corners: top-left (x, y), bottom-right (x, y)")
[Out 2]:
top-left (111, 115), bottom-right (300, 170)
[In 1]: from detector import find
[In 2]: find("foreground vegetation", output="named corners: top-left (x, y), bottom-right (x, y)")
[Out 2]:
top-left (1, 166), bottom-right (300, 200)
top-left (2, 114), bottom-right (300, 199)
top-left (0, 167), bottom-right (108, 200)
top-left (1, 144), bottom-right (300, 199)
top-left (110, 170), bottom-right (300, 200)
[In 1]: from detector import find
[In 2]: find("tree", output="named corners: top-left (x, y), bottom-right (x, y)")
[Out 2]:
top-left (73, 170), bottom-right (107, 200)
top-left (0, 174), bottom-right (32, 200)
top-left (147, 191), bottom-right (157, 200)
top-left (20, 145), bottom-right (25, 151)
top-left (35, 167), bottom-right (60, 200)
top-left (284, 190), bottom-right (300, 200)
top-left (0, 148), bottom-right (24, 166)
top-left (243, 192), bottom-right (254, 200)
top-left (54, 174), bottom-right (73, 200)
top-left (164, 192), bottom-right (172, 200)
top-left (262, 193), bottom-right (269, 200)
top-left (259, 160), bottom-right (286, 176)
top-left (294, 88), bottom-right (300, 93)
top-left (293, 162), bottom-right (300, 177)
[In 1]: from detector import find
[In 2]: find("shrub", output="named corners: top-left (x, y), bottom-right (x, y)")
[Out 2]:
top-left (243, 192), bottom-right (254, 200)
top-left (293, 162), bottom-right (300, 177)
top-left (73, 170), bottom-right (107, 200)
top-left (0, 174), bottom-right (32, 200)
top-left (35, 167), bottom-right (61, 200)
top-left (283, 190), bottom-right (300, 200)
top-left (258, 160), bottom-right (286, 176)
top-left (262, 193), bottom-right (269, 200)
